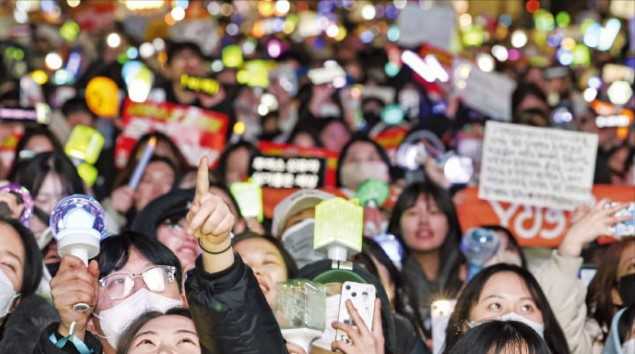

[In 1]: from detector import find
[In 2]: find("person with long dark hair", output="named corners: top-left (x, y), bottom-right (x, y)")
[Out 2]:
top-left (446, 320), bottom-right (552, 354)
top-left (528, 201), bottom-right (633, 354)
top-left (443, 264), bottom-right (569, 354)
top-left (388, 181), bottom-right (465, 340)
top-left (11, 151), bottom-right (85, 241)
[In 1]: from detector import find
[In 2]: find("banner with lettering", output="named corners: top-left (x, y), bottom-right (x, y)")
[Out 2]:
top-left (257, 141), bottom-right (338, 187)
top-left (455, 185), bottom-right (635, 248)
top-left (115, 99), bottom-right (228, 168)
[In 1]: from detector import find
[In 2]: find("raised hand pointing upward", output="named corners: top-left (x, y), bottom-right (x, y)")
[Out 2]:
top-left (187, 156), bottom-right (236, 273)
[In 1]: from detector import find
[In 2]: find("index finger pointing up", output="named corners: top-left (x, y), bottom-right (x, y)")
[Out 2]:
top-left (195, 156), bottom-right (210, 203)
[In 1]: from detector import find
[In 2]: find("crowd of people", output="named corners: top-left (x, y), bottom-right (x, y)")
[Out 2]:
top-left (0, 1), bottom-right (634, 354)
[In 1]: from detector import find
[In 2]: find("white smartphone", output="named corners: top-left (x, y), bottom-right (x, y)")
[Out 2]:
top-left (335, 281), bottom-right (376, 344)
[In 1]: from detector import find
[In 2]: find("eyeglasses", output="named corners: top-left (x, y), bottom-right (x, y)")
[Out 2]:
top-left (99, 265), bottom-right (176, 301)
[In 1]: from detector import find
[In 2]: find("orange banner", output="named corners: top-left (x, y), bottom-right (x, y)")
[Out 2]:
top-left (454, 185), bottom-right (635, 248)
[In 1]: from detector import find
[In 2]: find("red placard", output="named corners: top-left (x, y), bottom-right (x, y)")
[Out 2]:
top-left (115, 99), bottom-right (228, 168)
top-left (257, 141), bottom-right (339, 187)
top-left (454, 185), bottom-right (635, 248)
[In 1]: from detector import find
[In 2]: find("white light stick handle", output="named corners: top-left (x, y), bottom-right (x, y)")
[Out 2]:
top-left (69, 247), bottom-right (91, 312)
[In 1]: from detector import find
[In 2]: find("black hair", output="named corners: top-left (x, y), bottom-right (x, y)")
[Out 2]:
top-left (115, 132), bottom-right (188, 188)
top-left (388, 181), bottom-right (463, 265)
top-left (116, 307), bottom-right (193, 354)
top-left (11, 151), bottom-right (85, 200)
top-left (132, 185), bottom-right (242, 244)
top-left (0, 216), bottom-right (42, 297)
top-left (354, 238), bottom-right (401, 290)
top-left (60, 97), bottom-right (94, 119)
top-left (166, 41), bottom-right (204, 64)
top-left (286, 122), bottom-right (322, 148)
top-left (587, 237), bottom-right (635, 335)
top-left (335, 134), bottom-right (393, 188)
top-left (318, 117), bottom-right (351, 139)
top-left (606, 144), bottom-right (635, 179)
top-left (212, 140), bottom-right (259, 186)
top-left (618, 305), bottom-right (635, 344)
top-left (445, 320), bottom-right (553, 354)
top-left (208, 182), bottom-right (243, 220)
top-left (7, 125), bottom-right (66, 180)
top-left (444, 264), bottom-right (569, 354)
top-left (480, 225), bottom-right (528, 269)
top-left (98, 231), bottom-right (183, 291)
top-left (353, 238), bottom-right (426, 337)
top-left (511, 83), bottom-right (548, 117)
top-left (232, 231), bottom-right (298, 279)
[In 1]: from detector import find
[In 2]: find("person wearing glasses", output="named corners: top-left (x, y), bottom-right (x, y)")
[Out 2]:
top-left (34, 231), bottom-right (185, 354)
top-left (34, 158), bottom-right (288, 354)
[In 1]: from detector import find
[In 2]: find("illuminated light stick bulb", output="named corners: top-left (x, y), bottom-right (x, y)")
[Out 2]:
top-left (0, 183), bottom-right (34, 227)
top-left (50, 194), bottom-right (107, 311)
top-left (460, 228), bottom-right (500, 281)
top-left (128, 137), bottom-right (157, 190)
top-left (274, 280), bottom-right (326, 353)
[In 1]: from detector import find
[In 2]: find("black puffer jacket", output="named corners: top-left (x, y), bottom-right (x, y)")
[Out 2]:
top-left (32, 256), bottom-right (288, 354)
top-left (186, 255), bottom-right (289, 354)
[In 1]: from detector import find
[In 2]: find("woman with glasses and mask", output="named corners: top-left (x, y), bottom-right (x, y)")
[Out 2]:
top-left (34, 158), bottom-right (288, 354)
top-left (34, 231), bottom-right (184, 354)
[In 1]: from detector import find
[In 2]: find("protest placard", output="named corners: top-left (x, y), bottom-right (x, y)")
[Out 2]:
top-left (479, 121), bottom-right (598, 211)
top-left (397, 3), bottom-right (455, 51)
top-left (456, 185), bottom-right (635, 247)
top-left (455, 62), bottom-right (516, 121)
top-left (250, 154), bottom-right (326, 189)
top-left (115, 99), bottom-right (228, 168)
top-left (257, 141), bottom-right (338, 186)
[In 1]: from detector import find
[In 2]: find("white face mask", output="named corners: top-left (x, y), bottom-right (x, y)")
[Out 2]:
top-left (468, 312), bottom-right (544, 339)
top-left (340, 161), bottom-right (389, 191)
top-left (96, 288), bottom-right (182, 348)
top-left (281, 219), bottom-right (325, 269)
top-left (623, 339), bottom-right (635, 354)
top-left (318, 103), bottom-right (341, 117)
top-left (0, 270), bottom-right (18, 318)
top-left (498, 312), bottom-right (545, 338)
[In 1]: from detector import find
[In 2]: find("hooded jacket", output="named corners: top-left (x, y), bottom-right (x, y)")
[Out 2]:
top-left (603, 308), bottom-right (631, 354)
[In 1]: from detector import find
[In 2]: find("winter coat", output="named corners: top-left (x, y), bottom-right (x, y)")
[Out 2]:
top-left (186, 255), bottom-right (289, 354)
top-left (532, 251), bottom-right (603, 354)
top-left (602, 308), bottom-right (629, 354)
top-left (0, 295), bottom-right (59, 354)
top-left (32, 255), bottom-right (288, 354)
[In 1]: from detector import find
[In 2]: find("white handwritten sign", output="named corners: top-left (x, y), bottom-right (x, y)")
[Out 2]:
top-left (479, 121), bottom-right (598, 211)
